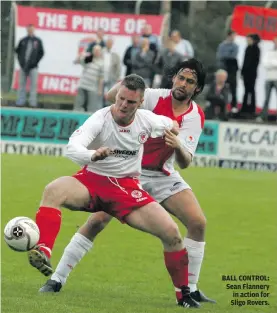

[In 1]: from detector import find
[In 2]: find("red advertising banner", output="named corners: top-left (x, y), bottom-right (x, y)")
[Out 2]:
top-left (231, 5), bottom-right (277, 41)
top-left (16, 4), bottom-right (163, 35)
top-left (12, 70), bottom-right (79, 95)
top-left (12, 5), bottom-right (164, 96)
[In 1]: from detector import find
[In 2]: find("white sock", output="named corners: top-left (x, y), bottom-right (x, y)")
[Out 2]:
top-left (51, 233), bottom-right (93, 285)
top-left (183, 237), bottom-right (205, 292)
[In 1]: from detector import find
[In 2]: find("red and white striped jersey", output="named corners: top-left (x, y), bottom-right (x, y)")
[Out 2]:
top-left (66, 106), bottom-right (174, 178)
top-left (142, 88), bottom-right (205, 176)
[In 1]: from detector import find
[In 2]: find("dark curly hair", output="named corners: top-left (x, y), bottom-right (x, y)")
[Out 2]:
top-left (166, 58), bottom-right (206, 98)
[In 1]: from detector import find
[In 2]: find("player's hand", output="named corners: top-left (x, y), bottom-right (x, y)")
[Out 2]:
top-left (91, 147), bottom-right (113, 161)
top-left (171, 121), bottom-right (179, 135)
top-left (164, 129), bottom-right (181, 149)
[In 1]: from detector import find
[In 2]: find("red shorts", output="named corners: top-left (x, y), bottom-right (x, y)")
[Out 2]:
top-left (72, 167), bottom-right (155, 222)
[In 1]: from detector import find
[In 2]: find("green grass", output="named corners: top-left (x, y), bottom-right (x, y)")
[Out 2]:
top-left (1, 154), bottom-right (277, 313)
top-left (1, 91), bottom-right (74, 105)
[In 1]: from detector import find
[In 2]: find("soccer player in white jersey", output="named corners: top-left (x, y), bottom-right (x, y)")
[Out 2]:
top-left (28, 74), bottom-right (200, 308)
top-left (40, 59), bottom-right (214, 303)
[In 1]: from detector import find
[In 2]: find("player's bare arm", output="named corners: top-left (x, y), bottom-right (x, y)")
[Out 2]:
top-left (164, 129), bottom-right (192, 169)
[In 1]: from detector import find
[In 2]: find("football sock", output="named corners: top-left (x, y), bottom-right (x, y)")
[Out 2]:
top-left (51, 233), bottom-right (93, 285)
top-left (184, 237), bottom-right (205, 292)
top-left (164, 249), bottom-right (189, 302)
top-left (35, 206), bottom-right (62, 258)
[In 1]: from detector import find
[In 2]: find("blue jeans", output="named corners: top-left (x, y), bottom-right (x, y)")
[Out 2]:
top-left (16, 68), bottom-right (38, 107)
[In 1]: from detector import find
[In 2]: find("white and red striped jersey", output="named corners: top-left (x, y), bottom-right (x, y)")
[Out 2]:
top-left (66, 106), bottom-right (173, 178)
top-left (142, 88), bottom-right (205, 176)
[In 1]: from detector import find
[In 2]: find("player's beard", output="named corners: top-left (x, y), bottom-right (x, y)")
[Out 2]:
top-left (172, 88), bottom-right (189, 101)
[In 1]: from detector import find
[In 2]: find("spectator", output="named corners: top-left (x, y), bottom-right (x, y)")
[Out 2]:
top-left (123, 35), bottom-right (140, 76)
top-left (257, 36), bottom-right (277, 121)
top-left (141, 24), bottom-right (159, 86)
top-left (15, 24), bottom-right (44, 108)
top-left (155, 39), bottom-right (184, 88)
top-left (77, 36), bottom-right (96, 55)
top-left (86, 28), bottom-right (105, 51)
top-left (160, 15), bottom-right (193, 64)
top-left (103, 37), bottom-right (121, 106)
top-left (170, 30), bottom-right (194, 60)
top-left (131, 38), bottom-right (155, 87)
top-left (205, 69), bottom-right (229, 121)
top-left (74, 45), bottom-right (104, 113)
top-left (216, 30), bottom-right (239, 113)
top-left (141, 24), bottom-right (159, 57)
top-left (85, 28), bottom-right (106, 63)
top-left (241, 34), bottom-right (260, 118)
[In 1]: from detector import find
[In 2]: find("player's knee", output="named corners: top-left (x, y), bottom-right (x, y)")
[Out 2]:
top-left (188, 216), bottom-right (207, 237)
top-left (163, 223), bottom-right (183, 248)
top-left (42, 180), bottom-right (67, 205)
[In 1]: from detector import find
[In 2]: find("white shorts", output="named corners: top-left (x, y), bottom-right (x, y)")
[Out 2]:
top-left (140, 171), bottom-right (191, 203)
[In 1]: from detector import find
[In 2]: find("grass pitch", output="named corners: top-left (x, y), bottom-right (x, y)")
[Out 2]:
top-left (1, 154), bottom-right (277, 313)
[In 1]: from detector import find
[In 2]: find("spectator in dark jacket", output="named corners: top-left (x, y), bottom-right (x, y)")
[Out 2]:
top-left (216, 30), bottom-right (239, 112)
top-left (123, 35), bottom-right (140, 76)
top-left (15, 24), bottom-right (44, 107)
top-left (205, 69), bottom-right (230, 120)
top-left (131, 38), bottom-right (155, 87)
top-left (241, 34), bottom-right (260, 117)
top-left (141, 24), bottom-right (159, 86)
top-left (141, 24), bottom-right (159, 59)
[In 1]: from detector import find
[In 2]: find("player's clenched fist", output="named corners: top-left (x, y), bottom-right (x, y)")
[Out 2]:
top-left (91, 147), bottom-right (113, 161)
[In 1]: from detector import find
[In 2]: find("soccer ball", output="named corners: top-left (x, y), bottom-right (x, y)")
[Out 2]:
top-left (4, 217), bottom-right (40, 252)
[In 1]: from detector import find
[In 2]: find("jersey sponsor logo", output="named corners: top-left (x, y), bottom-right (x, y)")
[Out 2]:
top-left (131, 190), bottom-right (142, 198)
top-left (111, 149), bottom-right (139, 160)
top-left (138, 131), bottom-right (149, 144)
top-left (185, 135), bottom-right (196, 146)
top-left (119, 129), bottom-right (130, 133)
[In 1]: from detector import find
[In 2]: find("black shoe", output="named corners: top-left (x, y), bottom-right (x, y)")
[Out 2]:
top-left (190, 290), bottom-right (216, 303)
top-left (177, 286), bottom-right (201, 308)
top-left (28, 246), bottom-right (53, 276)
top-left (39, 279), bottom-right (62, 293)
